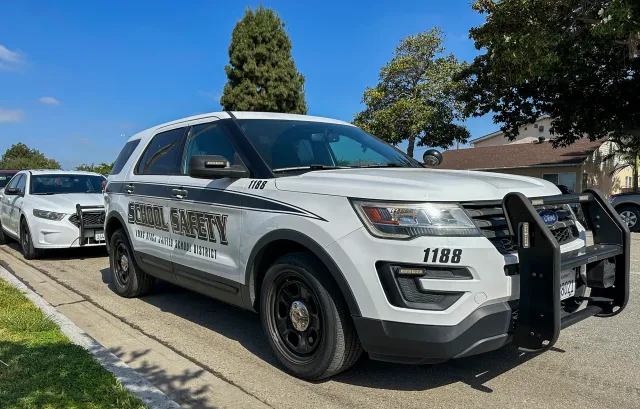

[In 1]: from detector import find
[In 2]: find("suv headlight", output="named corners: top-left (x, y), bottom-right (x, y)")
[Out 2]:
top-left (351, 200), bottom-right (481, 239)
top-left (33, 209), bottom-right (66, 221)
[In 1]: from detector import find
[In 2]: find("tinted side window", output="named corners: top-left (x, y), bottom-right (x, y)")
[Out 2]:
top-left (0, 173), bottom-right (17, 188)
top-left (16, 175), bottom-right (26, 193)
top-left (183, 123), bottom-right (239, 173)
top-left (111, 139), bottom-right (141, 175)
top-left (7, 174), bottom-right (22, 190)
top-left (136, 128), bottom-right (187, 175)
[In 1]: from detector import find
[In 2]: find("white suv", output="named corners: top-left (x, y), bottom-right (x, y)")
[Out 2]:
top-left (104, 111), bottom-right (630, 380)
top-left (0, 170), bottom-right (107, 259)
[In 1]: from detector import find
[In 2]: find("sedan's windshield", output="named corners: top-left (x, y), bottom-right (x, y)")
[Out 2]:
top-left (30, 174), bottom-right (106, 195)
top-left (236, 119), bottom-right (422, 172)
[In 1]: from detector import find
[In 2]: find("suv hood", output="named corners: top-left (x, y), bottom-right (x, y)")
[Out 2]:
top-left (28, 193), bottom-right (105, 213)
top-left (275, 168), bottom-right (561, 201)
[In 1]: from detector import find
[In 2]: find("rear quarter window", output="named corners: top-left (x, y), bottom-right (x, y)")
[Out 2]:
top-left (111, 139), bottom-right (141, 175)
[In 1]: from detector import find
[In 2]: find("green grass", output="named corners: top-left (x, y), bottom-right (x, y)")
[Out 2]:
top-left (0, 279), bottom-right (147, 409)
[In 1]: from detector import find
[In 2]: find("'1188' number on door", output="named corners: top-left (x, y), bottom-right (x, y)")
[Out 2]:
top-left (423, 248), bottom-right (462, 264)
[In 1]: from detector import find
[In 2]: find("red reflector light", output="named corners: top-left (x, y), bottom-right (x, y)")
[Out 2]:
top-left (101, 180), bottom-right (107, 192)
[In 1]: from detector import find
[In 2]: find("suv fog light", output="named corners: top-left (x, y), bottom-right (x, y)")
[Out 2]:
top-left (395, 267), bottom-right (426, 277)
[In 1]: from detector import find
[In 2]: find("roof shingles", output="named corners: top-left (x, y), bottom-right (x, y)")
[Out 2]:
top-left (440, 139), bottom-right (605, 170)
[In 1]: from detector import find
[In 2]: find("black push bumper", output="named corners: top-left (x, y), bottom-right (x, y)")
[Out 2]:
top-left (503, 189), bottom-right (629, 351)
top-left (355, 189), bottom-right (629, 364)
top-left (75, 204), bottom-right (105, 246)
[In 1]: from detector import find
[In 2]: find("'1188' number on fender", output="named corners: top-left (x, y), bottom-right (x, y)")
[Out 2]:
top-left (424, 248), bottom-right (462, 264)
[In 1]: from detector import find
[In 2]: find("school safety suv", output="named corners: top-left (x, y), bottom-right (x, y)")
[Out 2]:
top-left (104, 112), bottom-right (630, 380)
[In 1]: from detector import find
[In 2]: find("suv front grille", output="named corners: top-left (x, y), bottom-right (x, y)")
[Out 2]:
top-left (461, 201), bottom-right (579, 254)
top-left (68, 212), bottom-right (105, 228)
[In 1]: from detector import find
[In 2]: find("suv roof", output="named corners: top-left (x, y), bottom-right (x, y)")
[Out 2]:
top-left (124, 111), bottom-right (354, 143)
top-left (0, 170), bottom-right (18, 174)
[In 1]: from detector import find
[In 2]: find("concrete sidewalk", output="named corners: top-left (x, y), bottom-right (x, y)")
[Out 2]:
top-left (0, 251), bottom-right (269, 409)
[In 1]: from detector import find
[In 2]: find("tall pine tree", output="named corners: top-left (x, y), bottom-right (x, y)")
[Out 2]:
top-left (220, 6), bottom-right (307, 114)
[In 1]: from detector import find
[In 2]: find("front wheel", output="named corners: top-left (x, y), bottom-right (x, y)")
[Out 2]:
top-left (21, 219), bottom-right (43, 260)
top-left (617, 205), bottom-right (640, 232)
top-left (260, 253), bottom-right (362, 380)
top-left (109, 228), bottom-right (154, 297)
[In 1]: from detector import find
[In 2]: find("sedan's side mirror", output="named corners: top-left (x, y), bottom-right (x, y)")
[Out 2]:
top-left (188, 155), bottom-right (250, 179)
top-left (4, 187), bottom-right (22, 196)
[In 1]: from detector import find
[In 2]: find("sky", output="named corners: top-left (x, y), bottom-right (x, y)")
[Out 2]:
top-left (0, 0), bottom-right (497, 170)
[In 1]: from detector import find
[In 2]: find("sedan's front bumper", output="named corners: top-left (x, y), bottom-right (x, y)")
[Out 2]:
top-left (28, 216), bottom-right (105, 249)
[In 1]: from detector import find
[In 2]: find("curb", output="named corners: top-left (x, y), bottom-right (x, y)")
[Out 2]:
top-left (0, 266), bottom-right (182, 409)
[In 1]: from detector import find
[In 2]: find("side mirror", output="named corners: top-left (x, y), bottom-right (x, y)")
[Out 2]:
top-left (4, 187), bottom-right (22, 196)
top-left (188, 155), bottom-right (250, 179)
top-left (422, 149), bottom-right (443, 166)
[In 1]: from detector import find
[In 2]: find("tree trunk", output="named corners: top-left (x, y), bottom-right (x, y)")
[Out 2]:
top-left (407, 136), bottom-right (416, 158)
top-left (634, 155), bottom-right (639, 193)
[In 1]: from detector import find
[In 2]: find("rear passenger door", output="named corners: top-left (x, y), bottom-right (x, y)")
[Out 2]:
top-left (124, 126), bottom-right (187, 282)
top-left (168, 118), bottom-right (247, 305)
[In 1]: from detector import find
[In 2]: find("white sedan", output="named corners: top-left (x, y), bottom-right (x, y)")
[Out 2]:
top-left (0, 170), bottom-right (107, 259)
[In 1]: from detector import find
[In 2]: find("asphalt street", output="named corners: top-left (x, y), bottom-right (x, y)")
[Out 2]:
top-left (1, 237), bottom-right (639, 409)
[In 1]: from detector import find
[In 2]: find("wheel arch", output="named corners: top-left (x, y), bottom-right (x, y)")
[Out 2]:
top-left (245, 229), bottom-right (361, 317)
top-left (105, 211), bottom-right (132, 254)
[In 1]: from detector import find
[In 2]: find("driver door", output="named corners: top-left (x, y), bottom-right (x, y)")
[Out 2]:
top-left (1, 173), bottom-right (26, 236)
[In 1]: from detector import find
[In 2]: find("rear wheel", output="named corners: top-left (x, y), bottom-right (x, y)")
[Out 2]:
top-left (617, 205), bottom-right (640, 232)
top-left (21, 219), bottom-right (43, 260)
top-left (109, 228), bottom-right (154, 297)
top-left (260, 252), bottom-right (362, 380)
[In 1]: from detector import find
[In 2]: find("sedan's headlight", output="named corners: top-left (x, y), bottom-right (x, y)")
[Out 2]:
top-left (33, 209), bottom-right (66, 221)
top-left (351, 200), bottom-right (480, 239)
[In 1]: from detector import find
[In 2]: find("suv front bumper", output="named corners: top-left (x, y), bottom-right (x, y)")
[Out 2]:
top-left (347, 189), bottom-right (629, 364)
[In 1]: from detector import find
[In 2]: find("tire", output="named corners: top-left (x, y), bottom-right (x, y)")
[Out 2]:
top-left (0, 220), bottom-right (8, 245)
top-left (109, 228), bottom-right (154, 297)
top-left (260, 252), bottom-right (362, 380)
top-left (20, 219), bottom-right (43, 260)
top-left (617, 205), bottom-right (640, 232)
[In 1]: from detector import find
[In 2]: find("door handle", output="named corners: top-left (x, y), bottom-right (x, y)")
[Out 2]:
top-left (171, 188), bottom-right (188, 199)
top-left (124, 184), bottom-right (135, 194)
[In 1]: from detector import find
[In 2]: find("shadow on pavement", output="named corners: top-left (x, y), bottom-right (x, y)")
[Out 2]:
top-left (5, 241), bottom-right (107, 261)
top-left (97, 267), bottom-right (549, 394)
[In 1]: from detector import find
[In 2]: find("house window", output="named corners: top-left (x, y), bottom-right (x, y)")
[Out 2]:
top-left (543, 172), bottom-right (576, 191)
top-left (626, 176), bottom-right (633, 187)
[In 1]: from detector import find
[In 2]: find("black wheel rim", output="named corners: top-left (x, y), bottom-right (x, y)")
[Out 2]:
top-left (269, 273), bottom-right (323, 363)
top-left (21, 223), bottom-right (30, 251)
top-left (113, 241), bottom-right (130, 287)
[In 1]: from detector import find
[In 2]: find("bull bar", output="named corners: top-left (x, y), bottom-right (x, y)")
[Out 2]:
top-left (503, 189), bottom-right (630, 352)
top-left (75, 204), bottom-right (105, 246)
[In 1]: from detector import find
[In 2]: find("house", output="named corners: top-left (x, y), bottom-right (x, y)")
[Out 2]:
top-left (440, 119), bottom-right (633, 195)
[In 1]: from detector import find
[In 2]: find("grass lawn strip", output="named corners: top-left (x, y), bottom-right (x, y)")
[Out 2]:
top-left (0, 277), bottom-right (147, 409)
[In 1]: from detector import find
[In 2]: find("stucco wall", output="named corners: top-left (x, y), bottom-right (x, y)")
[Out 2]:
top-left (473, 118), bottom-right (555, 148)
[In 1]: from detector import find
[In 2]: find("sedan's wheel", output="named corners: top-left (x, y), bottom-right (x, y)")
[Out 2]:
top-left (261, 253), bottom-right (362, 380)
top-left (0, 221), bottom-right (8, 245)
top-left (108, 228), bottom-right (154, 297)
top-left (20, 219), bottom-right (42, 260)
top-left (618, 205), bottom-right (640, 232)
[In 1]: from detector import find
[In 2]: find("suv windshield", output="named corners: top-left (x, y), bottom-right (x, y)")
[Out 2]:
top-left (236, 119), bottom-right (422, 172)
top-left (30, 174), bottom-right (106, 195)
top-left (0, 173), bottom-right (17, 188)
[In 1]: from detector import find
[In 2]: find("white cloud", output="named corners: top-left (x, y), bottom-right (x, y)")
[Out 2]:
top-left (0, 45), bottom-right (26, 70)
top-left (199, 90), bottom-right (222, 101)
top-left (39, 96), bottom-right (60, 105)
top-left (0, 108), bottom-right (25, 122)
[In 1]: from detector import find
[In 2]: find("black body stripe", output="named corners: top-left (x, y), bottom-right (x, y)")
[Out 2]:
top-left (106, 181), bottom-right (325, 220)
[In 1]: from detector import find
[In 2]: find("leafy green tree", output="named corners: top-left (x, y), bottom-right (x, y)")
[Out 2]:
top-left (354, 28), bottom-right (470, 157)
top-left (76, 162), bottom-right (114, 175)
top-left (220, 5), bottom-right (307, 114)
top-left (460, 0), bottom-right (640, 146)
top-left (0, 143), bottom-right (60, 170)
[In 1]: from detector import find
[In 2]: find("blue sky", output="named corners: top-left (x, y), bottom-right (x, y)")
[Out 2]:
top-left (0, 0), bottom-right (496, 169)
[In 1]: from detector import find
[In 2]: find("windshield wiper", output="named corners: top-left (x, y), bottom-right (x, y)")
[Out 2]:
top-left (273, 165), bottom-right (349, 173)
top-left (351, 163), bottom-right (408, 168)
